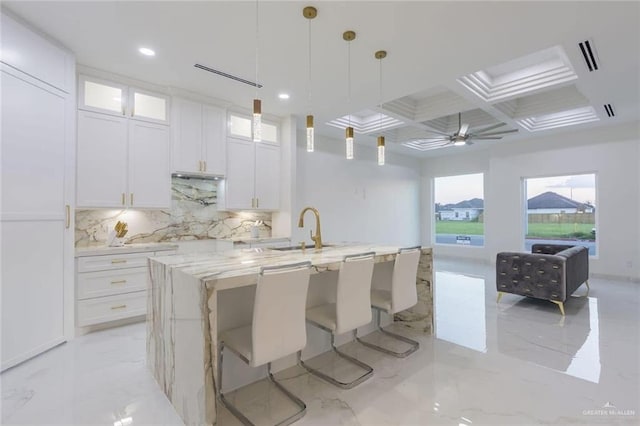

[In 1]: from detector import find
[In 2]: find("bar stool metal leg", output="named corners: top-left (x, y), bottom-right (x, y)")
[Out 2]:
top-left (356, 309), bottom-right (420, 358)
top-left (217, 342), bottom-right (307, 426)
top-left (299, 329), bottom-right (373, 389)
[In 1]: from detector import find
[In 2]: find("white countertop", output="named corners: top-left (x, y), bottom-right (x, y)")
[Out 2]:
top-left (75, 242), bottom-right (178, 257)
top-left (150, 244), bottom-right (430, 288)
top-left (228, 236), bottom-right (291, 244)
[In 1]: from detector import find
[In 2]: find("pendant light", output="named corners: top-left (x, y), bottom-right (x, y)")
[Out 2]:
top-left (303, 6), bottom-right (317, 152)
top-left (344, 30), bottom-right (356, 160)
top-left (252, 0), bottom-right (262, 142)
top-left (375, 50), bottom-right (387, 166)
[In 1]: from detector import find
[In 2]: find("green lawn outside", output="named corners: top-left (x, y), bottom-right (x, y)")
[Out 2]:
top-left (435, 220), bottom-right (484, 235)
top-left (527, 222), bottom-right (595, 240)
top-left (435, 220), bottom-right (595, 240)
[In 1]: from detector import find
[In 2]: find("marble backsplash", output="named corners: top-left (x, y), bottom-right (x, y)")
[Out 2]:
top-left (75, 177), bottom-right (272, 247)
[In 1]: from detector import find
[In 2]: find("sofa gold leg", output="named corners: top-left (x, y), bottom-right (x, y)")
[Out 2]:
top-left (585, 280), bottom-right (590, 296)
top-left (496, 292), bottom-right (504, 303)
top-left (551, 300), bottom-right (565, 316)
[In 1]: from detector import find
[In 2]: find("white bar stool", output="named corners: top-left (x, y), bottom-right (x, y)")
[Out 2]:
top-left (357, 246), bottom-right (421, 358)
top-left (217, 261), bottom-right (312, 426)
top-left (301, 252), bottom-right (375, 389)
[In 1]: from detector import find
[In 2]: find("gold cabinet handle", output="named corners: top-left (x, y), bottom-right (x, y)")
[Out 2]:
top-left (111, 304), bottom-right (127, 310)
top-left (203, 161), bottom-right (207, 172)
top-left (251, 198), bottom-right (255, 208)
top-left (65, 205), bottom-right (70, 229)
top-left (198, 160), bottom-right (202, 171)
top-left (121, 193), bottom-right (125, 205)
top-left (130, 193), bottom-right (134, 206)
top-left (256, 198), bottom-right (259, 209)
top-left (111, 259), bottom-right (127, 264)
top-left (110, 280), bottom-right (127, 285)
top-left (122, 105), bottom-right (126, 116)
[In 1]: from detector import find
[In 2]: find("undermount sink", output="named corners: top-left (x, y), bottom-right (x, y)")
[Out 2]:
top-left (272, 244), bottom-right (334, 251)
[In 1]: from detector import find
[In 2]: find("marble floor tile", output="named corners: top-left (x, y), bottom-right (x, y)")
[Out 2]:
top-left (2, 258), bottom-right (639, 425)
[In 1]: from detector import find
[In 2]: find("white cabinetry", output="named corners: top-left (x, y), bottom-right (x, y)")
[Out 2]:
top-left (172, 98), bottom-right (225, 175)
top-left (128, 120), bottom-right (171, 208)
top-left (1, 12), bottom-right (75, 371)
top-left (225, 137), bottom-right (280, 210)
top-left (76, 248), bottom-right (175, 328)
top-left (77, 101), bottom-right (170, 208)
top-left (78, 75), bottom-right (169, 124)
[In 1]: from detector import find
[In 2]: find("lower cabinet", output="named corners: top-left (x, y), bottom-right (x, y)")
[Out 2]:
top-left (75, 248), bottom-right (175, 328)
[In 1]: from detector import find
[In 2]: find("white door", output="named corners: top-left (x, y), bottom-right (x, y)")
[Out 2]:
top-left (1, 68), bottom-right (66, 370)
top-left (77, 110), bottom-right (128, 207)
top-left (254, 143), bottom-right (281, 210)
top-left (128, 121), bottom-right (171, 209)
top-left (202, 104), bottom-right (226, 175)
top-left (225, 138), bottom-right (255, 210)
top-left (172, 98), bottom-right (202, 174)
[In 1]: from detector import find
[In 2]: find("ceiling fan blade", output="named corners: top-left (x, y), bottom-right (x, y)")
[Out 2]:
top-left (458, 123), bottom-right (470, 137)
top-left (472, 137), bottom-right (503, 140)
top-left (474, 122), bottom-right (507, 133)
top-left (423, 128), bottom-right (452, 137)
top-left (474, 129), bottom-right (519, 137)
top-left (420, 138), bottom-right (451, 143)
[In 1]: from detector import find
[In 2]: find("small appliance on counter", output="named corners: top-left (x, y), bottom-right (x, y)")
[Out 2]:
top-left (107, 221), bottom-right (128, 247)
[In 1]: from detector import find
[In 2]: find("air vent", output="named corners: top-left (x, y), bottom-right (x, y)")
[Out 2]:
top-left (604, 103), bottom-right (615, 117)
top-left (578, 40), bottom-right (599, 72)
top-left (194, 64), bottom-right (263, 88)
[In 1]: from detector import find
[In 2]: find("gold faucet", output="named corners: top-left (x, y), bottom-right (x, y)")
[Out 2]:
top-left (298, 206), bottom-right (322, 249)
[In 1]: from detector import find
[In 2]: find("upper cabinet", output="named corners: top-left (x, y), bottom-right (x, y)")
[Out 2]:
top-left (223, 113), bottom-right (280, 211)
top-left (76, 110), bottom-right (170, 209)
top-left (0, 13), bottom-right (74, 93)
top-left (78, 75), bottom-right (169, 124)
top-left (171, 98), bottom-right (225, 176)
top-left (76, 75), bottom-right (170, 208)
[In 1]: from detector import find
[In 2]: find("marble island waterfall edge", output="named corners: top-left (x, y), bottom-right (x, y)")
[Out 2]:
top-left (147, 245), bottom-right (433, 426)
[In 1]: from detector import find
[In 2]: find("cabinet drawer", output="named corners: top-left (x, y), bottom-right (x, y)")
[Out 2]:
top-left (77, 267), bottom-right (147, 300)
top-left (77, 252), bottom-right (153, 273)
top-left (77, 292), bottom-right (146, 327)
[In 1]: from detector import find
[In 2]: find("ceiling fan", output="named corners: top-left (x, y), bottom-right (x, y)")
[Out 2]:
top-left (418, 112), bottom-right (518, 149)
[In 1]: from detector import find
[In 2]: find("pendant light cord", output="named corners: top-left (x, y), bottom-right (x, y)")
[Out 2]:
top-left (347, 39), bottom-right (351, 128)
top-left (307, 18), bottom-right (312, 112)
top-left (255, 0), bottom-right (259, 98)
top-left (379, 56), bottom-right (382, 132)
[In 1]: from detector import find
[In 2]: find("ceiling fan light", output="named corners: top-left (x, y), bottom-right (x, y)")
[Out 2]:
top-left (453, 140), bottom-right (467, 147)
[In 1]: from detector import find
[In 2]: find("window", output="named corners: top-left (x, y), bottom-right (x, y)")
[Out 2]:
top-left (82, 79), bottom-right (124, 114)
top-left (229, 113), bottom-right (278, 143)
top-left (132, 90), bottom-right (167, 122)
top-left (524, 173), bottom-right (596, 256)
top-left (434, 173), bottom-right (484, 246)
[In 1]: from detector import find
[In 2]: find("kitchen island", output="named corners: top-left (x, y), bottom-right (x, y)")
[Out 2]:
top-left (147, 244), bottom-right (433, 425)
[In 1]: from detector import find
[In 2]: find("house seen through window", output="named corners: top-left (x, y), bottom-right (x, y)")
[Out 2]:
top-left (434, 173), bottom-right (484, 246)
top-left (524, 174), bottom-right (597, 256)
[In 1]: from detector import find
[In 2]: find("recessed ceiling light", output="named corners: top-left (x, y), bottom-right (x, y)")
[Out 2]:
top-left (278, 93), bottom-right (290, 100)
top-left (138, 47), bottom-right (156, 57)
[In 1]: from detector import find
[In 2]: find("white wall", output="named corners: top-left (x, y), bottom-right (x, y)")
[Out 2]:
top-left (292, 132), bottom-right (422, 247)
top-left (422, 122), bottom-right (640, 280)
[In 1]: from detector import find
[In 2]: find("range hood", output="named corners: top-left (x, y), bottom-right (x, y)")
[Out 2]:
top-left (172, 172), bottom-right (224, 181)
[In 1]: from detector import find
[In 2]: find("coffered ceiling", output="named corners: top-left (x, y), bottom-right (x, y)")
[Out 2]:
top-left (4, 1), bottom-right (639, 157)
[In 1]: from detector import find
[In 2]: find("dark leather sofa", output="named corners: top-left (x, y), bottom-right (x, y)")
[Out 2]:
top-left (496, 244), bottom-right (589, 315)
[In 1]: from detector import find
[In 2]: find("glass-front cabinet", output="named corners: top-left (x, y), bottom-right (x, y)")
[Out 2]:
top-left (79, 75), bottom-right (169, 124)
